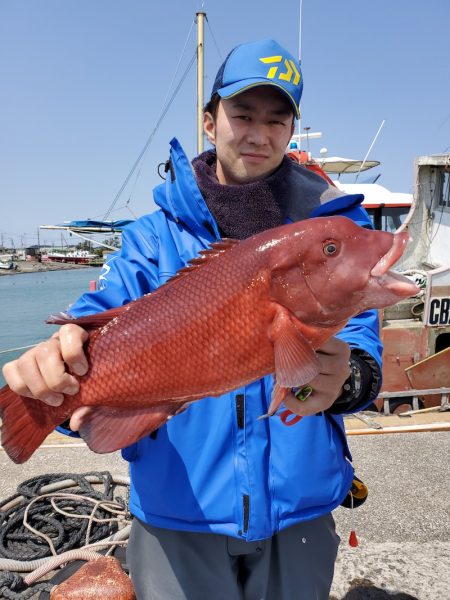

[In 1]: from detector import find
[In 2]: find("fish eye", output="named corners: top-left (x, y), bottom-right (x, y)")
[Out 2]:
top-left (323, 240), bottom-right (338, 256)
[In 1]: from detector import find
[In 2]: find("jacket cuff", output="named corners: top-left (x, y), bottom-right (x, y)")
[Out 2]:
top-left (327, 349), bottom-right (381, 415)
top-left (56, 420), bottom-right (81, 438)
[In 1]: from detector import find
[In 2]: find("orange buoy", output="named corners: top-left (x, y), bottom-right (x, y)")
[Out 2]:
top-left (50, 556), bottom-right (136, 600)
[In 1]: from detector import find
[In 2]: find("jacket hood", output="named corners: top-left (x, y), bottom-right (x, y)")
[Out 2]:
top-left (153, 138), bottom-right (220, 242)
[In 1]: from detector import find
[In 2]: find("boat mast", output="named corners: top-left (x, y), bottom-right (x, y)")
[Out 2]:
top-left (297, 0), bottom-right (303, 149)
top-left (196, 11), bottom-right (206, 154)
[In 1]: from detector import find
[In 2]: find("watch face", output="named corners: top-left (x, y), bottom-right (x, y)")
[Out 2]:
top-left (350, 358), bottom-right (362, 397)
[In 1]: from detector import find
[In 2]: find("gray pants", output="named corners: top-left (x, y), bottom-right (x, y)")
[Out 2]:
top-left (127, 514), bottom-right (340, 600)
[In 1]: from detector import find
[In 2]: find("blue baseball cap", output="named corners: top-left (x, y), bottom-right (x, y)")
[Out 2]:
top-left (211, 39), bottom-right (302, 119)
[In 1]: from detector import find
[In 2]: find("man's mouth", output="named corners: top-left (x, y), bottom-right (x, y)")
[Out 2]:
top-left (241, 152), bottom-right (269, 163)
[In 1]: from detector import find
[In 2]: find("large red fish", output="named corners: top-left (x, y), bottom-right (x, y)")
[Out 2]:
top-left (0, 216), bottom-right (419, 463)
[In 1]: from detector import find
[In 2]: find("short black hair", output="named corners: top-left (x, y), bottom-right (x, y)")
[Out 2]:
top-left (203, 93), bottom-right (221, 121)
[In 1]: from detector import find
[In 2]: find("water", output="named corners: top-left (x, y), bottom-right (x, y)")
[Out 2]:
top-left (0, 268), bottom-right (100, 386)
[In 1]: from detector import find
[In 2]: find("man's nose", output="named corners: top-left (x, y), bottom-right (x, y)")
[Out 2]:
top-left (246, 123), bottom-right (269, 145)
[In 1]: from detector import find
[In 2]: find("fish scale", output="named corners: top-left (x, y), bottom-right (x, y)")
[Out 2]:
top-left (0, 216), bottom-right (419, 463)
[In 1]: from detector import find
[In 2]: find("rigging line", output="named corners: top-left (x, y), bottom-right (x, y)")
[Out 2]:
top-left (162, 19), bottom-right (196, 108)
top-left (355, 120), bottom-right (385, 182)
top-left (91, 202), bottom-right (136, 220)
top-left (0, 343), bottom-right (38, 355)
top-left (102, 20), bottom-right (195, 221)
top-left (104, 20), bottom-right (196, 219)
top-left (205, 16), bottom-right (223, 62)
top-left (102, 50), bottom-right (197, 221)
top-left (127, 49), bottom-right (198, 204)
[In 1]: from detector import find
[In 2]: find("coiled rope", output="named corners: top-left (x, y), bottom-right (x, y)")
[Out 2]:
top-left (0, 570), bottom-right (52, 600)
top-left (0, 471), bottom-right (131, 599)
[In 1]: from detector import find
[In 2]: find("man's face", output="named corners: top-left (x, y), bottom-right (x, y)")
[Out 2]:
top-left (203, 86), bottom-right (295, 185)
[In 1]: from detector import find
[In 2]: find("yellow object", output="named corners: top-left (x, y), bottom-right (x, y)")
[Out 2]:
top-left (350, 477), bottom-right (368, 500)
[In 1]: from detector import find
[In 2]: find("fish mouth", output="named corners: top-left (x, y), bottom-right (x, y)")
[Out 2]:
top-left (370, 232), bottom-right (420, 297)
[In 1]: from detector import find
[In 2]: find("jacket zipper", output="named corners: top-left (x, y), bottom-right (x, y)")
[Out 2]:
top-left (236, 393), bottom-right (250, 535)
top-left (235, 393), bottom-right (245, 429)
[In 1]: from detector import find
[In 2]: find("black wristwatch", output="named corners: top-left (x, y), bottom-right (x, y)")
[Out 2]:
top-left (341, 355), bottom-right (363, 400)
top-left (327, 351), bottom-right (379, 414)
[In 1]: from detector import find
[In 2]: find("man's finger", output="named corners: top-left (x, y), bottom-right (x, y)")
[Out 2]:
top-left (34, 339), bottom-right (80, 396)
top-left (5, 351), bottom-right (64, 406)
top-left (70, 406), bottom-right (93, 431)
top-left (58, 324), bottom-right (89, 376)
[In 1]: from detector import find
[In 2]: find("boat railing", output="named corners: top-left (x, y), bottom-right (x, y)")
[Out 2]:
top-left (378, 387), bottom-right (450, 414)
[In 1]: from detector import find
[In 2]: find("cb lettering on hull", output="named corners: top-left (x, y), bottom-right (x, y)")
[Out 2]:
top-left (428, 297), bottom-right (450, 326)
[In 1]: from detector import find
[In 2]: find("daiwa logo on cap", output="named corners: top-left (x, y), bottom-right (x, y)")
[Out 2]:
top-left (259, 56), bottom-right (301, 86)
top-left (210, 39), bottom-right (303, 119)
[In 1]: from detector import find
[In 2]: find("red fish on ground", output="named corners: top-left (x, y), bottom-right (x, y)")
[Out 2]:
top-left (0, 216), bottom-right (419, 463)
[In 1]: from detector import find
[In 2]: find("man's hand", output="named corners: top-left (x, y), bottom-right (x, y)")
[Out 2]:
top-left (2, 324), bottom-right (89, 406)
top-left (282, 337), bottom-right (351, 417)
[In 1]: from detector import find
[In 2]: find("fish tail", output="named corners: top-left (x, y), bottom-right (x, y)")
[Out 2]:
top-left (0, 385), bottom-right (55, 464)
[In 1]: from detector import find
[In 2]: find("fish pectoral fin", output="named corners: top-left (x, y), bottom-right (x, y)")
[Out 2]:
top-left (270, 305), bottom-right (320, 388)
top-left (77, 403), bottom-right (184, 454)
top-left (265, 382), bottom-right (290, 417)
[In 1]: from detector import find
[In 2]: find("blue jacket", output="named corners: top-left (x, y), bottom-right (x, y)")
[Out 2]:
top-left (68, 138), bottom-right (382, 542)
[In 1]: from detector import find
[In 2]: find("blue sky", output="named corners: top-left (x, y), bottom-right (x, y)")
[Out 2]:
top-left (1, 0), bottom-right (449, 248)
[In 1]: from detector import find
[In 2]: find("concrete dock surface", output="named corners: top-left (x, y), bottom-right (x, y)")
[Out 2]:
top-left (0, 419), bottom-right (449, 599)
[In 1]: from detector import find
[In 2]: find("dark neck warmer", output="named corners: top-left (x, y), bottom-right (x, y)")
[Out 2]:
top-left (192, 150), bottom-right (293, 240)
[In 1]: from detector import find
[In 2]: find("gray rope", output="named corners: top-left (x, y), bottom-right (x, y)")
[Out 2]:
top-left (0, 571), bottom-right (53, 600)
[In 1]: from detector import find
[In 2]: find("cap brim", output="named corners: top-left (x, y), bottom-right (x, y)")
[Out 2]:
top-left (217, 79), bottom-right (300, 119)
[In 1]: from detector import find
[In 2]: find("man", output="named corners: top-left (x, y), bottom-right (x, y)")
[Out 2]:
top-left (3, 39), bottom-right (381, 599)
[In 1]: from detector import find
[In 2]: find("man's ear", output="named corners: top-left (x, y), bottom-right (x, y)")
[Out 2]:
top-left (203, 111), bottom-right (216, 145)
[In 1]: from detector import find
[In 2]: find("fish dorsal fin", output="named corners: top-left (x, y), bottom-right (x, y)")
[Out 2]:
top-left (198, 238), bottom-right (240, 256)
top-left (46, 303), bottom-right (133, 329)
top-left (160, 238), bottom-right (240, 287)
top-left (193, 238), bottom-right (240, 263)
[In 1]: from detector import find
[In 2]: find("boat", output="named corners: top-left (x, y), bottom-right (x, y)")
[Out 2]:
top-left (40, 219), bottom-right (135, 252)
top-left (374, 153), bottom-right (450, 413)
top-left (0, 259), bottom-right (17, 271)
top-left (395, 153), bottom-right (450, 270)
top-left (43, 250), bottom-right (98, 264)
top-left (332, 176), bottom-right (413, 233)
top-left (287, 141), bottom-right (413, 234)
top-left (288, 145), bottom-right (450, 413)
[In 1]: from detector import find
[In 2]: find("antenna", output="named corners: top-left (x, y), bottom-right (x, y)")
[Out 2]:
top-left (355, 119), bottom-right (385, 182)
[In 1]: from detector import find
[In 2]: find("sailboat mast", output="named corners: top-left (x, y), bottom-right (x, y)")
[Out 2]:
top-left (196, 11), bottom-right (206, 154)
top-left (297, 0), bottom-right (303, 149)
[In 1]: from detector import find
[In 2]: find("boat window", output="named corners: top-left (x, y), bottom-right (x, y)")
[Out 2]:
top-left (437, 170), bottom-right (450, 211)
top-left (435, 332), bottom-right (450, 353)
top-left (366, 207), bottom-right (411, 232)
